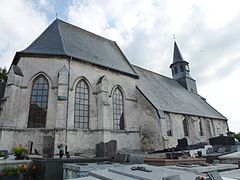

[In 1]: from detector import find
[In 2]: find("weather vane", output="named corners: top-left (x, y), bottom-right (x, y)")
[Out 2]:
top-left (56, 13), bottom-right (58, 19)
top-left (173, 34), bottom-right (176, 41)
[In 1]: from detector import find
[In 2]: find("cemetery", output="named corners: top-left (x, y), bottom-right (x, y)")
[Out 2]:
top-left (0, 133), bottom-right (240, 179)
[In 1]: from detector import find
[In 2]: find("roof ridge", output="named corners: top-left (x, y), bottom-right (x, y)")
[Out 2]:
top-left (56, 19), bottom-right (67, 54)
top-left (132, 64), bottom-right (173, 80)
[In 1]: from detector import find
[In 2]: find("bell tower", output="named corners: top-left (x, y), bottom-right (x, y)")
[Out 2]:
top-left (170, 41), bottom-right (197, 93)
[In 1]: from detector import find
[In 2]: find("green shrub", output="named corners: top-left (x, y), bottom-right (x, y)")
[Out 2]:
top-left (0, 152), bottom-right (4, 157)
top-left (0, 166), bottom-right (19, 176)
top-left (12, 145), bottom-right (28, 159)
top-left (235, 132), bottom-right (240, 142)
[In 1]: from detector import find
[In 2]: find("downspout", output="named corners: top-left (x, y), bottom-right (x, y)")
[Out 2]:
top-left (65, 56), bottom-right (72, 149)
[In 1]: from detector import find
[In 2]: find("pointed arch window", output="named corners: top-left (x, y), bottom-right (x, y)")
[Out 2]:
top-left (113, 87), bottom-right (124, 130)
top-left (183, 118), bottom-right (189, 136)
top-left (174, 66), bottom-right (178, 74)
top-left (74, 79), bottom-right (89, 129)
top-left (166, 116), bottom-right (172, 136)
top-left (180, 65), bottom-right (184, 72)
top-left (28, 75), bottom-right (49, 128)
top-left (198, 120), bottom-right (203, 136)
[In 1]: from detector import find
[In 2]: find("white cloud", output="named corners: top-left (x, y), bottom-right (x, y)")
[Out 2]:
top-left (66, 0), bottom-right (240, 131)
top-left (199, 69), bottom-right (240, 132)
top-left (0, 0), bottom-right (49, 68)
top-left (0, 0), bottom-right (239, 132)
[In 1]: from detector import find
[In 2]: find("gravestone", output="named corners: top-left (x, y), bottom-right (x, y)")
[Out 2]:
top-left (177, 138), bottom-right (188, 150)
top-left (217, 147), bottom-right (226, 153)
top-left (96, 142), bottom-right (105, 157)
top-left (43, 136), bottom-right (55, 158)
top-left (209, 136), bottom-right (235, 146)
top-left (206, 148), bottom-right (214, 154)
top-left (0, 150), bottom-right (8, 159)
top-left (105, 140), bottom-right (117, 157)
top-left (113, 153), bottom-right (128, 163)
top-left (128, 154), bottom-right (145, 164)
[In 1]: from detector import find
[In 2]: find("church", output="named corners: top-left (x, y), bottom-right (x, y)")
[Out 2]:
top-left (0, 19), bottom-right (228, 153)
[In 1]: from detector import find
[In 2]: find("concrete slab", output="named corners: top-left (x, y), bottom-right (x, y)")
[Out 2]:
top-left (65, 163), bottom-right (207, 180)
top-left (63, 162), bottom-right (124, 179)
top-left (107, 164), bottom-right (205, 179)
top-left (70, 177), bottom-right (100, 180)
top-left (167, 164), bottom-right (238, 174)
top-left (90, 169), bottom-right (137, 180)
top-left (219, 151), bottom-right (240, 159)
top-left (220, 169), bottom-right (240, 179)
top-left (0, 156), bottom-right (31, 165)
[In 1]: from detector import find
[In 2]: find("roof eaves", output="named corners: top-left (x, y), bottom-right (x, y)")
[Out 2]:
top-left (199, 98), bottom-right (227, 120)
top-left (68, 55), bottom-right (139, 79)
top-left (12, 52), bottom-right (139, 79)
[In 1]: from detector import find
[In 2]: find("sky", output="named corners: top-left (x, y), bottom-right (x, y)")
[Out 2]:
top-left (0, 0), bottom-right (239, 132)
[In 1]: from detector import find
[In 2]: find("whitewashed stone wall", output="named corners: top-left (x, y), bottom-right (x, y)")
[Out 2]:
top-left (0, 56), bottom-right (228, 153)
top-left (137, 90), bottom-right (228, 151)
top-left (0, 56), bottom-right (140, 153)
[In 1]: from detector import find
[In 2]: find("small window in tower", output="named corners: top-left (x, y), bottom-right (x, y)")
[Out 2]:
top-left (174, 67), bottom-right (178, 74)
top-left (185, 65), bottom-right (190, 71)
top-left (180, 65), bottom-right (184, 72)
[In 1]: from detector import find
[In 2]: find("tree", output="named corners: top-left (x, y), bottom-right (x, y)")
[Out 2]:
top-left (235, 132), bottom-right (240, 142)
top-left (0, 67), bottom-right (7, 82)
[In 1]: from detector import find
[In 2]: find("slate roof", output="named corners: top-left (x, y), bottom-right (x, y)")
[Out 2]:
top-left (133, 65), bottom-right (227, 120)
top-left (14, 19), bottom-right (138, 78)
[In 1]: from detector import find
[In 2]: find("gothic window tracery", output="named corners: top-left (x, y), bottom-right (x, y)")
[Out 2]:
top-left (199, 120), bottom-right (203, 136)
top-left (113, 87), bottom-right (124, 130)
top-left (28, 75), bottom-right (49, 128)
top-left (74, 79), bottom-right (89, 129)
top-left (166, 116), bottom-right (172, 136)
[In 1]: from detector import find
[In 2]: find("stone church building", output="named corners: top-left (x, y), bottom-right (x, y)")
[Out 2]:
top-left (0, 19), bottom-right (228, 153)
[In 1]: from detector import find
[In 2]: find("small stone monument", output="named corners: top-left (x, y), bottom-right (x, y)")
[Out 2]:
top-left (96, 142), bottom-right (105, 157)
top-left (128, 154), bottom-right (145, 164)
top-left (43, 136), bottom-right (55, 158)
top-left (105, 140), bottom-right (117, 157)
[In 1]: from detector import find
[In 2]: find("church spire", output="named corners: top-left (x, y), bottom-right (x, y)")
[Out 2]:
top-left (170, 41), bottom-right (197, 94)
top-left (173, 41), bottom-right (184, 63)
